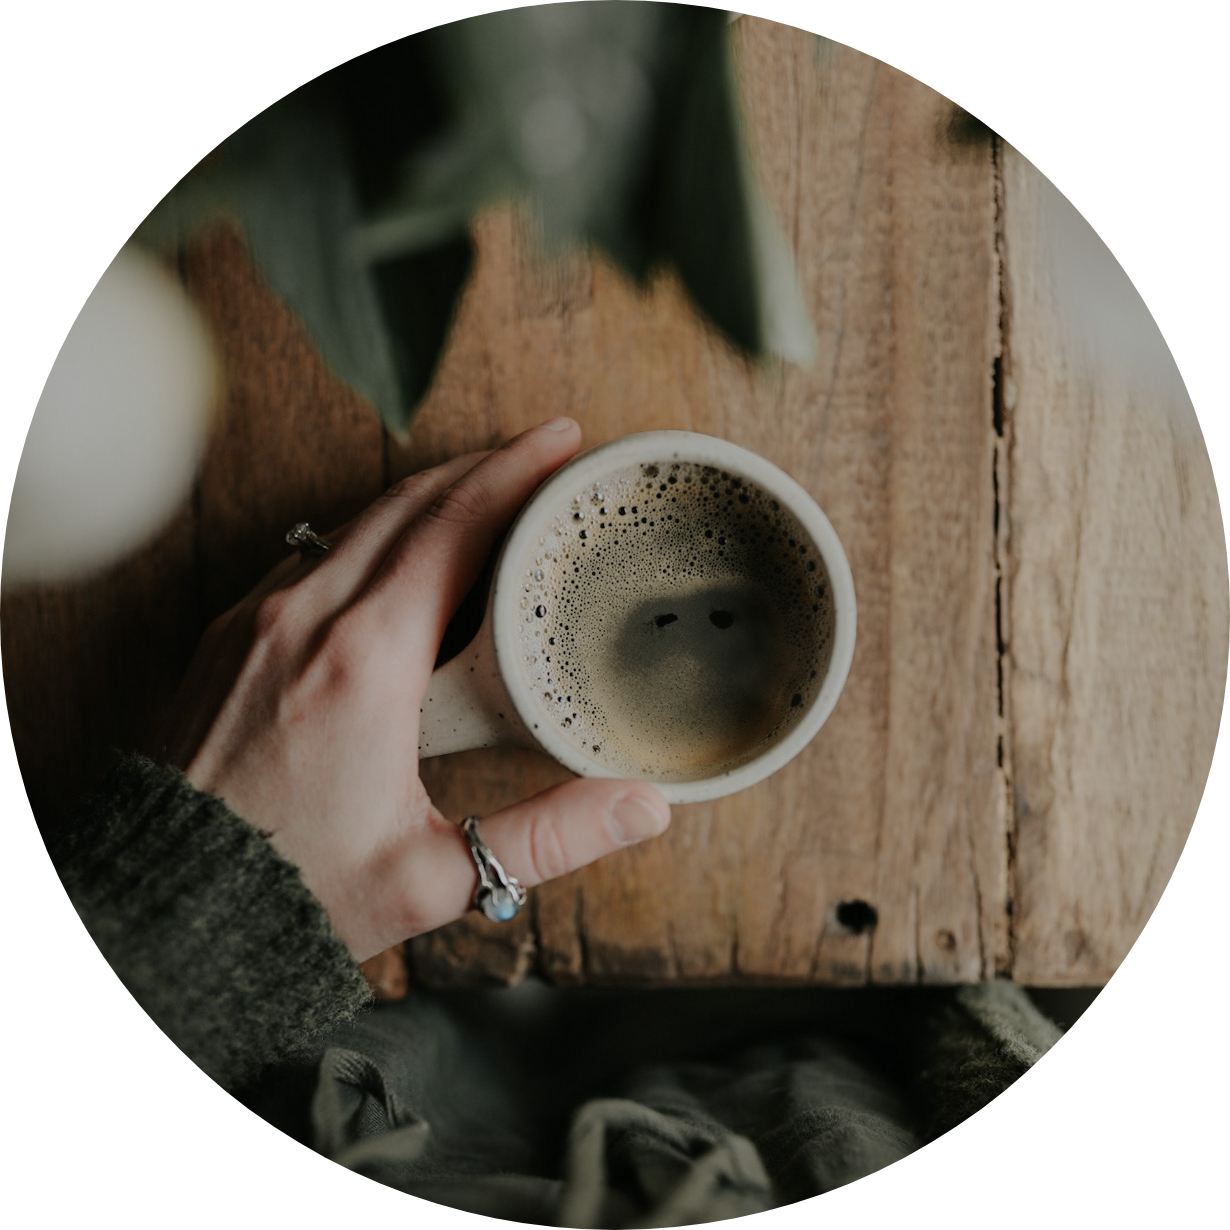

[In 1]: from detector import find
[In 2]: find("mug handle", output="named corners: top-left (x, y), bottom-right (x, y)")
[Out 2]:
top-left (417, 616), bottom-right (537, 759)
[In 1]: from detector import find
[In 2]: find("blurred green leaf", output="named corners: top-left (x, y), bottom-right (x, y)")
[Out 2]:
top-left (648, 10), bottom-right (815, 365)
top-left (136, 92), bottom-right (473, 437)
top-left (136, 4), bottom-right (813, 438)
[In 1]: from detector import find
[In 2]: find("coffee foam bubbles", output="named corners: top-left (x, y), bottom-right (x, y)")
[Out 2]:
top-left (514, 460), bottom-right (835, 782)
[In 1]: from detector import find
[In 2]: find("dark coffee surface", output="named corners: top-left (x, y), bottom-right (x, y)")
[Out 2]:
top-left (515, 460), bottom-right (834, 780)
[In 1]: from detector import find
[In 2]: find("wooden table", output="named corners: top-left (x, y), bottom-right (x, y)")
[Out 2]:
top-left (5, 18), bottom-right (1225, 990)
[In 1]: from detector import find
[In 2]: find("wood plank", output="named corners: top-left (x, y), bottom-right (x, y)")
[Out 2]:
top-left (1001, 148), bottom-right (1228, 984)
top-left (8, 23), bottom-right (1215, 993)
top-left (406, 20), bottom-right (1005, 985)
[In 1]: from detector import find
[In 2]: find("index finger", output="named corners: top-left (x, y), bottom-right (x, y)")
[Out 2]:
top-left (355, 417), bottom-right (582, 652)
top-left (246, 448), bottom-right (493, 618)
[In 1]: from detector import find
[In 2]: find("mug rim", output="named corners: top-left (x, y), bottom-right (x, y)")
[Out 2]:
top-left (491, 430), bottom-right (857, 803)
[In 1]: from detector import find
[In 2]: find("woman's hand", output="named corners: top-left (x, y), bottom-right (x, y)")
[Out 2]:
top-left (162, 418), bottom-right (670, 962)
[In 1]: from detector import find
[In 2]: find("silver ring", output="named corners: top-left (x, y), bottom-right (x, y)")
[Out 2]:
top-left (462, 816), bottom-right (527, 923)
top-left (285, 521), bottom-right (331, 559)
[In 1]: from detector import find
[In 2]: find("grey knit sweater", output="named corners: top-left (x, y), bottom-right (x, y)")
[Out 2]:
top-left (48, 753), bottom-right (372, 1089)
top-left (49, 754), bottom-right (1067, 1225)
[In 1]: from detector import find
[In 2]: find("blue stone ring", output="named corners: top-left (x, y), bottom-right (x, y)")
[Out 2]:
top-left (462, 816), bottom-right (527, 923)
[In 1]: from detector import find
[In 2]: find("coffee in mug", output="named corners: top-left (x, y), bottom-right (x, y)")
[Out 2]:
top-left (514, 459), bottom-right (835, 782)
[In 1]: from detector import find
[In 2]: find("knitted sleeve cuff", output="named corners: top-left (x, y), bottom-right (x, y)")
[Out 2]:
top-left (49, 753), bottom-right (374, 1090)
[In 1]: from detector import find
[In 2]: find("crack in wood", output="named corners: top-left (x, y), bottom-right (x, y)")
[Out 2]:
top-left (992, 134), bottom-right (1017, 978)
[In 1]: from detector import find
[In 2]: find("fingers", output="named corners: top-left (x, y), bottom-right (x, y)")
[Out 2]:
top-left (164, 421), bottom-right (579, 775)
top-left (255, 449), bottom-right (492, 617)
top-left (357, 417), bottom-right (582, 652)
top-left (482, 779), bottom-right (672, 888)
top-left (397, 778), bottom-right (671, 936)
top-left (322, 450), bottom-right (489, 563)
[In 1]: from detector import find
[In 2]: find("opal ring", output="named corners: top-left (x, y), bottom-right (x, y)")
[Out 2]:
top-left (462, 815), bottom-right (526, 923)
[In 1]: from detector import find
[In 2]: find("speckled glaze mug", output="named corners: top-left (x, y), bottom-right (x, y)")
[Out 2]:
top-left (418, 431), bottom-right (856, 803)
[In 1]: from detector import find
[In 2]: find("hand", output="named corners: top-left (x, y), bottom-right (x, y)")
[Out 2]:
top-left (163, 418), bottom-right (671, 962)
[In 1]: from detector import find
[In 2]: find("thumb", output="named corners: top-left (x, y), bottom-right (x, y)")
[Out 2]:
top-left (408, 778), bottom-right (671, 933)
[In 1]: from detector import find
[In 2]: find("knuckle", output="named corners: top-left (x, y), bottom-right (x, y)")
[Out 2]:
top-left (302, 615), bottom-right (372, 695)
top-left (292, 647), bottom-right (351, 710)
top-left (251, 588), bottom-right (298, 641)
top-left (527, 815), bottom-right (570, 883)
top-left (425, 480), bottom-right (491, 529)
top-left (383, 472), bottom-right (432, 505)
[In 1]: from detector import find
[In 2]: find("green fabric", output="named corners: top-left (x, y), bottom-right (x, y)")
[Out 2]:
top-left (304, 981), bottom-right (1062, 1226)
top-left (51, 758), bottom-right (1064, 1225)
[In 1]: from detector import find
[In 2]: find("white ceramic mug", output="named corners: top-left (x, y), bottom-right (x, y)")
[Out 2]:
top-left (418, 431), bottom-right (856, 802)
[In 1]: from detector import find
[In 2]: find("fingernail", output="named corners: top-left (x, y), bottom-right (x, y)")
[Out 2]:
top-left (542, 416), bottom-right (576, 432)
top-left (607, 793), bottom-right (670, 845)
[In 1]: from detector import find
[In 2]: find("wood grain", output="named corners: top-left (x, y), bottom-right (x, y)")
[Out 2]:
top-left (1000, 147), bottom-right (1228, 984)
top-left (404, 21), bottom-right (1007, 985)
top-left (6, 17), bottom-right (1220, 990)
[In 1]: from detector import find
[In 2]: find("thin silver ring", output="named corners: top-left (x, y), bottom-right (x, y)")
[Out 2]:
top-left (285, 521), bottom-right (331, 559)
top-left (462, 815), bottom-right (527, 923)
